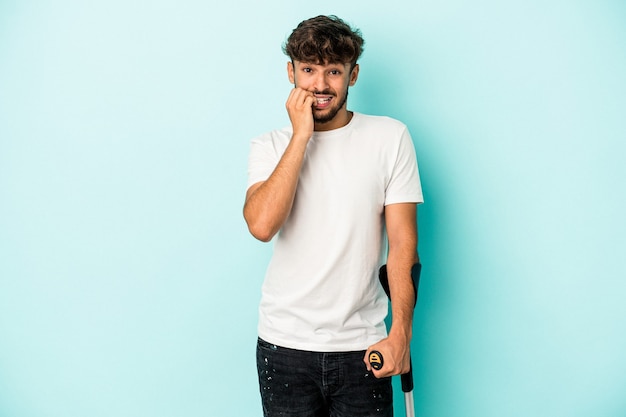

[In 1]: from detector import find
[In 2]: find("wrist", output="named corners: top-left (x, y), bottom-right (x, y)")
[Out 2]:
top-left (291, 132), bottom-right (312, 142)
top-left (389, 324), bottom-right (412, 343)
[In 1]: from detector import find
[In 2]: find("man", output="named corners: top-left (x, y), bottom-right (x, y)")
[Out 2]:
top-left (244, 15), bottom-right (423, 417)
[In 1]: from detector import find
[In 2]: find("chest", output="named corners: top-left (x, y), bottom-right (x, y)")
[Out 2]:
top-left (297, 137), bottom-right (394, 212)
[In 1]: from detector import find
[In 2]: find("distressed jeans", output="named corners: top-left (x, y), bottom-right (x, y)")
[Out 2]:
top-left (257, 338), bottom-right (393, 417)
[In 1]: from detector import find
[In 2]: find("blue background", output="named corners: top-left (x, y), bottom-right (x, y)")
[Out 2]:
top-left (1, 1), bottom-right (625, 416)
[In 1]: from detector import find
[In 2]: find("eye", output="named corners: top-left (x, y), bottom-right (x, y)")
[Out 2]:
top-left (329, 69), bottom-right (342, 76)
top-left (302, 67), bottom-right (312, 73)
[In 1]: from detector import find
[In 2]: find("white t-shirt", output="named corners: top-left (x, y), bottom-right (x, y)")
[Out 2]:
top-left (247, 112), bottom-right (423, 352)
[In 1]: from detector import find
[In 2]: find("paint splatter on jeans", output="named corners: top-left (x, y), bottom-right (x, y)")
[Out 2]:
top-left (257, 338), bottom-right (393, 417)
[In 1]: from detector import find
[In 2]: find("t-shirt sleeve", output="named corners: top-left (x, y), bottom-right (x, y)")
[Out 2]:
top-left (384, 126), bottom-right (424, 205)
top-left (247, 135), bottom-right (280, 189)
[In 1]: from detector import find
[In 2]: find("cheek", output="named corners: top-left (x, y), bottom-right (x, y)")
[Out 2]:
top-left (293, 76), bottom-right (311, 89)
top-left (335, 80), bottom-right (351, 94)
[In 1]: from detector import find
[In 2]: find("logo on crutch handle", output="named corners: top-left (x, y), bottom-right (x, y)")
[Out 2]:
top-left (368, 350), bottom-right (384, 370)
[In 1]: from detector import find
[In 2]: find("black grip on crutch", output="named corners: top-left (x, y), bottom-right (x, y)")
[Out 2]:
top-left (401, 359), bottom-right (414, 393)
top-left (378, 263), bottom-right (421, 306)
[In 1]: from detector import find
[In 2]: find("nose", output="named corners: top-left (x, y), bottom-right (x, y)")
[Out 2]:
top-left (312, 72), bottom-right (329, 93)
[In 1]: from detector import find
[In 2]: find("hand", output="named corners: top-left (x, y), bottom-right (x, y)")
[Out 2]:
top-left (286, 87), bottom-right (315, 140)
top-left (364, 335), bottom-right (411, 378)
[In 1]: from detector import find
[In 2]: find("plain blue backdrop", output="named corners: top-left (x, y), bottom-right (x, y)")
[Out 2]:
top-left (1, 1), bottom-right (625, 416)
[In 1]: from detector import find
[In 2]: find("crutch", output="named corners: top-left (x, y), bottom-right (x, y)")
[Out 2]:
top-left (368, 263), bottom-right (421, 417)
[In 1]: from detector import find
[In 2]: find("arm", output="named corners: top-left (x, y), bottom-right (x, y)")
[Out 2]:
top-left (243, 88), bottom-right (315, 242)
top-left (364, 202), bottom-right (418, 377)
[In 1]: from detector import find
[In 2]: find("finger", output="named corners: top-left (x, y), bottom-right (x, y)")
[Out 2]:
top-left (287, 88), bottom-right (312, 109)
top-left (294, 88), bottom-right (314, 102)
top-left (286, 88), bottom-right (298, 109)
top-left (303, 94), bottom-right (316, 109)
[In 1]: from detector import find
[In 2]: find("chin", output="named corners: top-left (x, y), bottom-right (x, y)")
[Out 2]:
top-left (314, 108), bottom-right (340, 124)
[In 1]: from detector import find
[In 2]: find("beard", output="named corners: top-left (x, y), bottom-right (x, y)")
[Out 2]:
top-left (312, 89), bottom-right (349, 124)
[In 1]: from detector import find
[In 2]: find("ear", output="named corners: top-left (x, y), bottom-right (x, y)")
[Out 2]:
top-left (287, 61), bottom-right (295, 85)
top-left (349, 64), bottom-right (360, 86)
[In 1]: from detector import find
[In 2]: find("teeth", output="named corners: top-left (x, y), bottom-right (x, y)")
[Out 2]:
top-left (316, 97), bottom-right (331, 104)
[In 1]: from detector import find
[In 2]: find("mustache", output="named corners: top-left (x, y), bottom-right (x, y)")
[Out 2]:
top-left (313, 90), bottom-right (334, 95)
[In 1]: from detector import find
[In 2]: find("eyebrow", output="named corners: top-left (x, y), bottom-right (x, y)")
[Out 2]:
top-left (299, 63), bottom-right (346, 70)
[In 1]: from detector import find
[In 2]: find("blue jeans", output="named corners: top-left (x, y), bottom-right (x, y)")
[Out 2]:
top-left (257, 338), bottom-right (393, 417)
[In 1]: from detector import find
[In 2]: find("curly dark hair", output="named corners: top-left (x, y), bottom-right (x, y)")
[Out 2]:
top-left (283, 15), bottom-right (365, 68)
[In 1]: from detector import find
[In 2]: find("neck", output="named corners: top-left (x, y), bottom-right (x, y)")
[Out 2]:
top-left (314, 109), bottom-right (353, 132)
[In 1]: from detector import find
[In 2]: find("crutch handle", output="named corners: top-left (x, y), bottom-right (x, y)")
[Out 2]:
top-left (368, 350), bottom-right (384, 370)
top-left (368, 350), bottom-right (414, 394)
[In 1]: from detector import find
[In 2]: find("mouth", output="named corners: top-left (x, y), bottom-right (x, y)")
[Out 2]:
top-left (314, 95), bottom-right (333, 109)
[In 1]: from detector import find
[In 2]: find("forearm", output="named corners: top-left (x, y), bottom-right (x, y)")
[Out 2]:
top-left (386, 246), bottom-right (418, 341)
top-left (384, 203), bottom-right (418, 342)
top-left (243, 134), bottom-right (309, 241)
top-left (363, 209), bottom-right (417, 376)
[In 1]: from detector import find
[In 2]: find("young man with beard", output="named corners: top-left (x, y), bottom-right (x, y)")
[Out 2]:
top-left (244, 15), bottom-right (424, 417)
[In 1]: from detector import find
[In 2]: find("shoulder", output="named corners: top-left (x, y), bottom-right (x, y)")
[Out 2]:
top-left (352, 113), bottom-right (410, 146)
top-left (250, 126), bottom-right (293, 149)
top-left (353, 113), bottom-right (408, 135)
